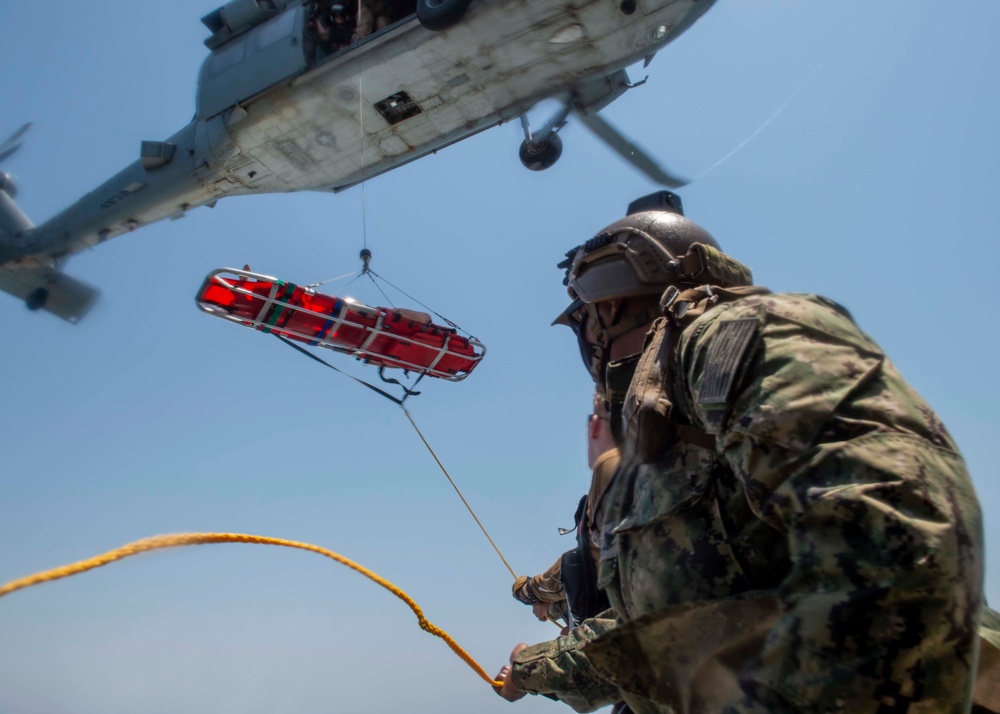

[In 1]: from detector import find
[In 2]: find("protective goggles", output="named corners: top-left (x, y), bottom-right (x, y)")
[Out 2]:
top-left (552, 298), bottom-right (604, 381)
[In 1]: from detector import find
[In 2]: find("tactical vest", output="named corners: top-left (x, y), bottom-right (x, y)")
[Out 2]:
top-left (605, 243), bottom-right (770, 459)
top-left (559, 494), bottom-right (610, 626)
top-left (601, 249), bottom-right (1000, 713)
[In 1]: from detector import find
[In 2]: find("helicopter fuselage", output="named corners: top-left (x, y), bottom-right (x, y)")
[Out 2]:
top-left (0, 0), bottom-right (714, 319)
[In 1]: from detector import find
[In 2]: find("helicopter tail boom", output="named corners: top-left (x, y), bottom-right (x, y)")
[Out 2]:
top-left (0, 264), bottom-right (98, 323)
top-left (0, 176), bottom-right (97, 323)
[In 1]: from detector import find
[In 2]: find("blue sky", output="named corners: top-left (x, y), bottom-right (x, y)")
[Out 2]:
top-left (1, 1), bottom-right (997, 712)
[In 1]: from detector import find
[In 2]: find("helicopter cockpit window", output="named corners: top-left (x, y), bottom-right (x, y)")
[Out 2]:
top-left (256, 10), bottom-right (296, 50)
top-left (208, 37), bottom-right (247, 77)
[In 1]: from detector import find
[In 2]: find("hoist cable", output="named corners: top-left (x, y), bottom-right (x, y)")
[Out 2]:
top-left (0, 532), bottom-right (504, 688)
top-left (273, 335), bottom-right (517, 580)
top-left (358, 60), bottom-right (368, 251)
top-left (399, 393), bottom-right (566, 629)
top-left (401, 408), bottom-right (517, 580)
top-left (339, 271), bottom-right (364, 294)
top-left (367, 269), bottom-right (470, 334)
top-left (366, 270), bottom-right (395, 307)
top-left (306, 270), bottom-right (357, 289)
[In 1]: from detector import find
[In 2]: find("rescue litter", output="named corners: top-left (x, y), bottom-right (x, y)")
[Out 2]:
top-left (196, 267), bottom-right (485, 382)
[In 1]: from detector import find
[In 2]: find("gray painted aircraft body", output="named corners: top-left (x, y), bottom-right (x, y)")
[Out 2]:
top-left (0, 0), bottom-right (715, 321)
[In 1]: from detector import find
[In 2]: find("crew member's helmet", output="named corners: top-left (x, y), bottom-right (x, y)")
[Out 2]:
top-left (554, 191), bottom-right (722, 382)
top-left (329, 3), bottom-right (350, 20)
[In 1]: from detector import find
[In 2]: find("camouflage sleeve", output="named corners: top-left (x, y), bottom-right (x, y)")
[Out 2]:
top-left (510, 613), bottom-right (622, 713)
top-left (677, 293), bottom-right (985, 713)
top-left (976, 606), bottom-right (1000, 711)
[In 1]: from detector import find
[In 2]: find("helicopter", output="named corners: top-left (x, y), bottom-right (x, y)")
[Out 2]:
top-left (0, 0), bottom-right (715, 322)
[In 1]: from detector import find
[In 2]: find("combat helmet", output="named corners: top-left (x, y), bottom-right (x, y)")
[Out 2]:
top-left (554, 191), bottom-right (751, 383)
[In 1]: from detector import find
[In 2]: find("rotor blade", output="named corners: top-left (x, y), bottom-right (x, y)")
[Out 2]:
top-left (578, 113), bottom-right (688, 188)
top-left (0, 122), bottom-right (32, 164)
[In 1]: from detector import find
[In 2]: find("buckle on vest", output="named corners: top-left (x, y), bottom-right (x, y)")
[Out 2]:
top-left (659, 285), bottom-right (679, 314)
top-left (673, 248), bottom-right (706, 279)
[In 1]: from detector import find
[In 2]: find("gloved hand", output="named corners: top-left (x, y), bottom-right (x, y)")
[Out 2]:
top-left (511, 575), bottom-right (536, 605)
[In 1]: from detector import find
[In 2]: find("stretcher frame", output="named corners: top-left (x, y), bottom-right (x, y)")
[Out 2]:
top-left (196, 268), bottom-right (485, 381)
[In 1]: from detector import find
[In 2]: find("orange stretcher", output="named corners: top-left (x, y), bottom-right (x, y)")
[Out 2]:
top-left (195, 268), bottom-right (485, 381)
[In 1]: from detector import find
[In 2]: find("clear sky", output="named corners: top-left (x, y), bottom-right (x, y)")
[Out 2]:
top-left (1, 1), bottom-right (997, 712)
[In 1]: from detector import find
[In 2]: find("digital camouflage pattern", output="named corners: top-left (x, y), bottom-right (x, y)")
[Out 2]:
top-left (512, 291), bottom-right (991, 713)
top-left (978, 607), bottom-right (1000, 708)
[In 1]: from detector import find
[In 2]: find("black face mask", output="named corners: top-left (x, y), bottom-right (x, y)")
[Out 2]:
top-left (604, 353), bottom-right (641, 446)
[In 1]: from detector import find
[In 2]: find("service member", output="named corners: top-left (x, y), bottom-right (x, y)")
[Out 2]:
top-left (511, 391), bottom-right (621, 626)
top-left (495, 193), bottom-right (999, 713)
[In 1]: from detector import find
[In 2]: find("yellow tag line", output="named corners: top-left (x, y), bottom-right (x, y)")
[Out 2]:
top-left (0, 532), bottom-right (504, 688)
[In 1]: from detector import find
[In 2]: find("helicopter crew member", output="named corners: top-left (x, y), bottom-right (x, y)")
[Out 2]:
top-left (354, 0), bottom-right (410, 40)
top-left (511, 391), bottom-right (634, 714)
top-left (311, 2), bottom-right (356, 53)
top-left (494, 193), bottom-right (998, 713)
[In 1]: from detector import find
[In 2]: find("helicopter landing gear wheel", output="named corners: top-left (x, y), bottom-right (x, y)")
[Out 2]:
top-left (518, 133), bottom-right (563, 171)
top-left (416, 0), bottom-right (472, 31)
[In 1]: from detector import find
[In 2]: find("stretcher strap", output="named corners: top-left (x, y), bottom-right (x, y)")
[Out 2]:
top-left (255, 279), bottom-right (282, 326)
top-left (425, 332), bottom-right (451, 374)
top-left (310, 318), bottom-right (336, 346)
top-left (276, 334), bottom-right (406, 405)
top-left (356, 309), bottom-right (385, 354)
top-left (263, 281), bottom-right (297, 333)
top-left (309, 299), bottom-right (343, 346)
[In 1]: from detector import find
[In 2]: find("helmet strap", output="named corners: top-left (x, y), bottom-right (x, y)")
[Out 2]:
top-left (604, 353), bottom-right (642, 445)
top-left (601, 304), bottom-right (661, 343)
top-left (581, 300), bottom-right (660, 387)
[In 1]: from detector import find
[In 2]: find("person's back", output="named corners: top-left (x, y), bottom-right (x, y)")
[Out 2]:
top-left (495, 194), bottom-right (997, 714)
top-left (599, 287), bottom-right (983, 712)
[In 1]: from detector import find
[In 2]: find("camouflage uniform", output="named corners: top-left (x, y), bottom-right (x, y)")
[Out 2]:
top-left (512, 287), bottom-right (993, 713)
